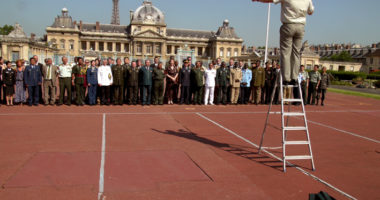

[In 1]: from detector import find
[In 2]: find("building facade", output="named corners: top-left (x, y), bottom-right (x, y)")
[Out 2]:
top-left (0, 23), bottom-right (57, 63)
top-left (46, 1), bottom-right (243, 65)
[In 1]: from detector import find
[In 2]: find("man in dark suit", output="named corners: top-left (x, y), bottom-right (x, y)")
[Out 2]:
top-left (24, 57), bottom-right (42, 106)
top-left (33, 55), bottom-right (44, 104)
top-left (179, 59), bottom-right (191, 105)
top-left (139, 60), bottom-right (153, 106)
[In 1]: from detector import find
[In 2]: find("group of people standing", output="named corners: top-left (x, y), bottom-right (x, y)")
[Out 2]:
top-left (0, 55), bottom-right (329, 107)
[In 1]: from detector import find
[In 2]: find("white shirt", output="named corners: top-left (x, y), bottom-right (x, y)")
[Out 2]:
top-left (98, 65), bottom-right (113, 86)
top-left (58, 64), bottom-right (73, 78)
top-left (204, 69), bottom-right (217, 87)
top-left (273, 0), bottom-right (314, 25)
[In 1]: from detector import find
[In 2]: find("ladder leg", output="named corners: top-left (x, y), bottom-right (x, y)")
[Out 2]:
top-left (258, 73), bottom-right (280, 153)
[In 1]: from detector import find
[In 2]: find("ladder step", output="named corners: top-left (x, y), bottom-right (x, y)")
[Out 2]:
top-left (282, 85), bottom-right (299, 88)
top-left (283, 112), bottom-right (304, 116)
top-left (283, 99), bottom-right (303, 102)
top-left (285, 155), bottom-right (312, 160)
top-left (283, 126), bottom-right (307, 131)
top-left (284, 141), bottom-right (309, 145)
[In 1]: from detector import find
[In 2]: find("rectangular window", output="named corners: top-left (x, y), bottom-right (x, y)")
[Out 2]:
top-left (219, 50), bottom-right (224, 57)
top-left (60, 40), bottom-right (65, 49)
top-left (116, 43), bottom-right (121, 52)
top-left (198, 47), bottom-right (203, 56)
top-left (370, 58), bottom-right (374, 64)
top-left (167, 45), bottom-right (172, 54)
top-left (107, 42), bottom-right (113, 52)
top-left (90, 41), bottom-right (95, 51)
top-left (157, 27), bottom-right (161, 33)
top-left (137, 43), bottom-right (142, 53)
top-left (351, 66), bottom-right (354, 71)
top-left (156, 44), bottom-right (161, 54)
top-left (329, 65), bottom-right (333, 70)
top-left (81, 41), bottom-right (87, 50)
top-left (12, 51), bottom-right (20, 61)
top-left (175, 46), bottom-right (179, 54)
top-left (146, 44), bottom-right (152, 54)
top-left (99, 42), bottom-right (104, 51)
top-left (227, 50), bottom-right (231, 57)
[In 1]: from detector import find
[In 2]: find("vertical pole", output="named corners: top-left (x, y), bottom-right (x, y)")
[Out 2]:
top-left (264, 4), bottom-right (271, 66)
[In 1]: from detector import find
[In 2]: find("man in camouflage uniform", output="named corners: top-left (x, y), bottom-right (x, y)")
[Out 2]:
top-left (191, 61), bottom-right (204, 105)
top-left (127, 61), bottom-right (139, 105)
top-left (152, 62), bottom-right (165, 105)
top-left (251, 61), bottom-right (265, 105)
top-left (307, 65), bottom-right (321, 105)
top-left (216, 62), bottom-right (230, 105)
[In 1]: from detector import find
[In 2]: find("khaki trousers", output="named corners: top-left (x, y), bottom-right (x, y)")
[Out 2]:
top-left (280, 23), bottom-right (305, 82)
top-left (43, 80), bottom-right (56, 105)
top-left (230, 87), bottom-right (240, 104)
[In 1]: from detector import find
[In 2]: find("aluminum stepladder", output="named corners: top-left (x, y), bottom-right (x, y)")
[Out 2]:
top-left (258, 71), bottom-right (315, 172)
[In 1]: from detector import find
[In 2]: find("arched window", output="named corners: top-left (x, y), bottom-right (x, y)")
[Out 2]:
top-left (234, 48), bottom-right (239, 57)
top-left (69, 40), bottom-right (74, 50)
top-left (227, 48), bottom-right (231, 57)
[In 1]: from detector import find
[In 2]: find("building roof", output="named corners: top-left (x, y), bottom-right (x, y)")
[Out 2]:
top-left (214, 20), bottom-right (241, 39)
top-left (7, 23), bottom-right (27, 38)
top-left (366, 49), bottom-right (380, 57)
top-left (50, 9), bottom-right (75, 28)
top-left (131, 1), bottom-right (165, 25)
top-left (81, 23), bottom-right (128, 34)
top-left (166, 28), bottom-right (214, 38)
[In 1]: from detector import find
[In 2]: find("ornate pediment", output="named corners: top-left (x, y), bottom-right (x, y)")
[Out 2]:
top-left (133, 29), bottom-right (164, 39)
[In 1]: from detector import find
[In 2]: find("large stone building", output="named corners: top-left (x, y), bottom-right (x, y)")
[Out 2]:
top-left (46, 1), bottom-right (243, 65)
top-left (0, 23), bottom-right (57, 63)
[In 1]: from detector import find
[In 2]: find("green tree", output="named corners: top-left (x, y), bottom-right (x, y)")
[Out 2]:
top-left (0, 25), bottom-right (14, 35)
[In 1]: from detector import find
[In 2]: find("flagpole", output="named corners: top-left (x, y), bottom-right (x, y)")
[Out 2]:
top-left (264, 3), bottom-right (271, 66)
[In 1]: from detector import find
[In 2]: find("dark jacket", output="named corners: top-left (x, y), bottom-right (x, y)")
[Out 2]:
top-left (139, 66), bottom-right (153, 86)
top-left (191, 68), bottom-right (204, 87)
top-left (127, 67), bottom-right (139, 87)
top-left (153, 68), bottom-right (165, 82)
top-left (112, 64), bottom-right (125, 86)
top-left (2, 68), bottom-right (16, 85)
top-left (24, 65), bottom-right (42, 86)
top-left (179, 66), bottom-right (191, 86)
top-left (216, 67), bottom-right (230, 87)
top-left (86, 67), bottom-right (98, 85)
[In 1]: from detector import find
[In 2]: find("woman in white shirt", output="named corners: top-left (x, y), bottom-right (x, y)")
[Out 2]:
top-left (204, 63), bottom-right (217, 105)
top-left (98, 59), bottom-right (113, 105)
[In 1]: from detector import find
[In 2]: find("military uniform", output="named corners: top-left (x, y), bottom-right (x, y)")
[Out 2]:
top-left (112, 64), bottom-right (125, 105)
top-left (191, 67), bottom-right (204, 105)
top-left (317, 73), bottom-right (330, 106)
top-left (72, 65), bottom-right (87, 105)
top-left (127, 67), bottom-right (139, 105)
top-left (152, 68), bottom-right (165, 105)
top-left (123, 63), bottom-right (130, 103)
top-left (251, 67), bottom-right (265, 104)
top-left (229, 67), bottom-right (242, 104)
top-left (216, 67), bottom-right (230, 105)
top-left (307, 70), bottom-right (321, 105)
top-left (139, 66), bottom-right (153, 105)
top-left (2, 68), bottom-right (16, 96)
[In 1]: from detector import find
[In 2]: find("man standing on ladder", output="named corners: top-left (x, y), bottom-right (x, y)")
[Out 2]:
top-left (252, 0), bottom-right (314, 85)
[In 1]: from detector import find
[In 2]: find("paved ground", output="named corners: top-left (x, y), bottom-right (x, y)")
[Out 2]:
top-left (0, 92), bottom-right (379, 200)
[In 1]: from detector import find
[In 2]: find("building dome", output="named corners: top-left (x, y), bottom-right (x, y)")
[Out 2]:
top-left (131, 1), bottom-right (165, 25)
top-left (62, 7), bottom-right (68, 12)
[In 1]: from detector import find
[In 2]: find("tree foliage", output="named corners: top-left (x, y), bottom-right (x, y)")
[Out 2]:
top-left (0, 25), bottom-right (14, 35)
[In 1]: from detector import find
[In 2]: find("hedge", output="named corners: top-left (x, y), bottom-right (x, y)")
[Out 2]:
top-left (367, 74), bottom-right (380, 80)
top-left (326, 70), bottom-right (367, 81)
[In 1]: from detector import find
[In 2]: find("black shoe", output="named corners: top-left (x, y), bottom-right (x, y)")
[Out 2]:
top-left (283, 81), bottom-right (290, 86)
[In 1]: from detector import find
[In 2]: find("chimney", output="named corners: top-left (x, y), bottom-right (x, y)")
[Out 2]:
top-left (96, 21), bottom-right (100, 31)
top-left (30, 33), bottom-right (36, 41)
top-left (372, 43), bottom-right (376, 48)
top-left (73, 20), bottom-right (77, 27)
top-left (79, 20), bottom-right (83, 30)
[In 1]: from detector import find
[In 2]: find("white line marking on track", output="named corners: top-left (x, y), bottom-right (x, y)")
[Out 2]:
top-left (306, 119), bottom-right (380, 144)
top-left (0, 109), bottom-right (379, 116)
top-left (98, 113), bottom-right (106, 200)
top-left (196, 112), bottom-right (357, 200)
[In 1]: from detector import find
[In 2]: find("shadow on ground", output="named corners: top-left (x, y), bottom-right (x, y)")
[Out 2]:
top-left (152, 128), bottom-right (286, 172)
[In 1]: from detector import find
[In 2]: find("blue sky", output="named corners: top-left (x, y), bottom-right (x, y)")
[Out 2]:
top-left (0, 0), bottom-right (379, 47)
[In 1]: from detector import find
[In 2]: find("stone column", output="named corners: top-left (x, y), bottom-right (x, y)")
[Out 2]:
top-left (95, 42), bottom-right (99, 51)
top-left (86, 41), bottom-right (90, 51)
top-left (112, 42), bottom-right (116, 52)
